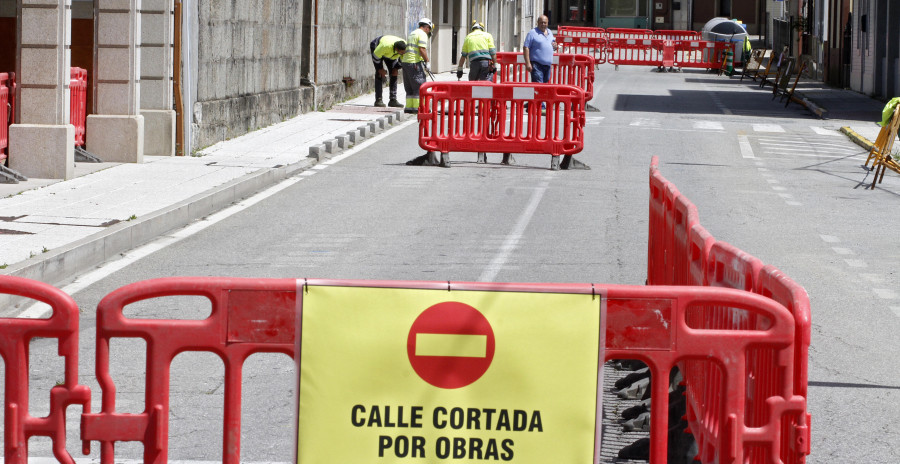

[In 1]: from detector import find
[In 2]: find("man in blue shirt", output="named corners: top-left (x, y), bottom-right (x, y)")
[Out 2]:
top-left (523, 15), bottom-right (557, 84)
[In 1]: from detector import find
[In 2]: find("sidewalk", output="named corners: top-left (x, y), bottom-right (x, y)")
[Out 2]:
top-left (0, 69), bottom-right (889, 291)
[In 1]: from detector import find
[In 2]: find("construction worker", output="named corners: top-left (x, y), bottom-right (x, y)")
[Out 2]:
top-left (370, 35), bottom-right (407, 107)
top-left (401, 18), bottom-right (433, 114)
top-left (456, 21), bottom-right (496, 82)
top-left (456, 21), bottom-right (513, 165)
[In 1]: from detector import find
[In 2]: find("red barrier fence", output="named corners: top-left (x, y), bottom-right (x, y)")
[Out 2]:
top-left (605, 27), bottom-right (655, 40)
top-left (0, 72), bottom-right (9, 161)
top-left (672, 40), bottom-right (727, 70)
top-left (557, 36), bottom-right (607, 64)
top-left (0, 275), bottom-right (91, 464)
top-left (0, 275), bottom-right (798, 464)
top-left (654, 29), bottom-right (701, 40)
top-left (418, 82), bottom-right (585, 163)
top-left (494, 52), bottom-right (595, 101)
top-left (647, 156), bottom-right (811, 463)
top-left (70, 67), bottom-right (87, 147)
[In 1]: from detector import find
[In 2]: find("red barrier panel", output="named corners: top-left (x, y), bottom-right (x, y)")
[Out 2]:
top-left (672, 193), bottom-right (699, 285)
top-left (0, 276), bottom-right (91, 464)
top-left (605, 37), bottom-right (666, 67)
top-left (494, 52), bottom-right (595, 101)
top-left (756, 265), bottom-right (812, 462)
top-left (557, 25), bottom-right (605, 38)
top-left (672, 40), bottom-right (727, 70)
top-left (418, 82), bottom-right (585, 160)
top-left (688, 223), bottom-right (715, 286)
top-left (70, 67), bottom-right (87, 147)
top-left (556, 35), bottom-right (607, 64)
top-left (0, 72), bottom-right (8, 160)
top-left (80, 277), bottom-right (300, 464)
top-left (647, 161), bottom-right (667, 285)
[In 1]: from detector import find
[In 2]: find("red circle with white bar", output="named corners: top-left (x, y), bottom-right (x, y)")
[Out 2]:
top-left (407, 301), bottom-right (495, 389)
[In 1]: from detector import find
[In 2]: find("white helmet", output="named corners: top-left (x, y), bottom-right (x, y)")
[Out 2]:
top-left (471, 21), bottom-right (484, 31)
top-left (419, 18), bottom-right (434, 29)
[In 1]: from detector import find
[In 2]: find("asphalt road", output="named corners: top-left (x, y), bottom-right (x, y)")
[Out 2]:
top-left (13, 66), bottom-right (900, 462)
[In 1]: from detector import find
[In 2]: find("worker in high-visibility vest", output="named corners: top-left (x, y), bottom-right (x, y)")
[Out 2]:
top-left (370, 35), bottom-right (407, 108)
top-left (457, 21), bottom-right (510, 164)
top-left (456, 21), bottom-right (496, 82)
top-left (401, 18), bottom-right (434, 114)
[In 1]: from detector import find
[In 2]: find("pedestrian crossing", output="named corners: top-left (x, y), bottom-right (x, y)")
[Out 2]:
top-left (595, 117), bottom-right (846, 138)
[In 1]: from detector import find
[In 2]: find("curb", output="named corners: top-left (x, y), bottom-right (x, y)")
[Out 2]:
top-left (1, 109), bottom-right (406, 303)
top-left (840, 126), bottom-right (875, 151)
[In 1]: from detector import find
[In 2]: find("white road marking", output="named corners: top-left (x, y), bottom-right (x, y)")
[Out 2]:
top-left (738, 135), bottom-right (755, 158)
top-left (844, 259), bottom-right (868, 268)
top-left (810, 126), bottom-right (843, 136)
top-left (820, 235), bottom-right (840, 243)
top-left (873, 289), bottom-right (899, 299)
top-left (753, 124), bottom-right (785, 132)
top-left (693, 121), bottom-right (724, 130)
top-left (891, 306), bottom-right (900, 318)
top-left (479, 176), bottom-right (551, 282)
top-left (831, 247), bottom-right (854, 255)
top-left (630, 118), bottom-right (660, 127)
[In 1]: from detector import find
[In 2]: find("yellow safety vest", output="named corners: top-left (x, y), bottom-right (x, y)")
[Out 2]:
top-left (374, 35), bottom-right (405, 61)
top-left (461, 30), bottom-right (496, 61)
top-left (402, 28), bottom-right (429, 63)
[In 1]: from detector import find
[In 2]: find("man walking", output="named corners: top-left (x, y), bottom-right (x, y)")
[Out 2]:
top-left (523, 15), bottom-right (557, 84)
top-left (370, 35), bottom-right (406, 107)
top-left (401, 18), bottom-right (433, 114)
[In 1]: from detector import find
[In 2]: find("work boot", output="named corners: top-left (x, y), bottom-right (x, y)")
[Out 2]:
top-left (388, 98), bottom-right (403, 108)
top-left (374, 99), bottom-right (386, 107)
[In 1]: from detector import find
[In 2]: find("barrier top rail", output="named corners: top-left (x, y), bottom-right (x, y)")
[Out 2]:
top-left (1, 72), bottom-right (9, 157)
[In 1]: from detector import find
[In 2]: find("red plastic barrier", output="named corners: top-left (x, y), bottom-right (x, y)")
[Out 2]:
top-left (81, 277), bottom-right (299, 464)
top-left (672, 40), bottom-right (727, 70)
top-left (0, 72), bottom-right (8, 160)
top-left (0, 276), bottom-right (91, 464)
top-left (70, 67), bottom-right (87, 147)
top-left (556, 35), bottom-right (607, 64)
top-left (418, 81), bottom-right (585, 158)
top-left (494, 52), bottom-right (595, 100)
top-left (78, 276), bottom-right (804, 464)
top-left (604, 283), bottom-right (803, 464)
top-left (605, 37), bottom-right (666, 67)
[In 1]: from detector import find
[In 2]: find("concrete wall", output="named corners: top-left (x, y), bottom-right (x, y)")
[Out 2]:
top-left (190, 0), bottom-right (406, 151)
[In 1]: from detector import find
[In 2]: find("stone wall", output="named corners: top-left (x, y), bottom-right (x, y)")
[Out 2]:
top-left (191, 0), bottom-right (407, 151)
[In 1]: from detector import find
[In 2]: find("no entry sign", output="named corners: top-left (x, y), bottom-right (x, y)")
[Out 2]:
top-left (297, 284), bottom-right (603, 464)
top-left (407, 301), bottom-right (496, 389)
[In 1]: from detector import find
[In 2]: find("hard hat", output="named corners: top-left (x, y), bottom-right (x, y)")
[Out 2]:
top-left (419, 18), bottom-right (433, 29)
top-left (471, 21), bottom-right (484, 31)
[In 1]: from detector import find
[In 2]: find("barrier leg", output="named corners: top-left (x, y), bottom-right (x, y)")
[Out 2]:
top-left (551, 155), bottom-right (560, 171)
top-left (477, 152), bottom-right (487, 163)
top-left (502, 153), bottom-right (516, 165)
top-left (440, 152), bottom-right (450, 168)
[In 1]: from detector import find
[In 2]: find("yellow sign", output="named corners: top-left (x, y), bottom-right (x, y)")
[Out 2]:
top-left (297, 285), bottom-right (602, 463)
